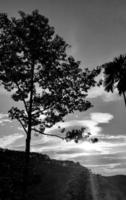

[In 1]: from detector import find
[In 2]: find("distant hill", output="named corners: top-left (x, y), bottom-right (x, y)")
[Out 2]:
top-left (0, 148), bottom-right (126, 200)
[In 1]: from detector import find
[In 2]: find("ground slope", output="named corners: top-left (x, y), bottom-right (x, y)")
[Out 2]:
top-left (0, 149), bottom-right (126, 200)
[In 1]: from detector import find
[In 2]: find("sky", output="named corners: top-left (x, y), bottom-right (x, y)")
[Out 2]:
top-left (0, 0), bottom-right (126, 176)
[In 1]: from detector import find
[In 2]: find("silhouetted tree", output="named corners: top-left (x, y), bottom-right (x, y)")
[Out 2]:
top-left (0, 10), bottom-right (99, 199)
top-left (0, 10), bottom-right (99, 159)
top-left (102, 54), bottom-right (126, 106)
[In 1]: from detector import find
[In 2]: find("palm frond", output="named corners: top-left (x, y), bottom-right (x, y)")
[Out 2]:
top-left (103, 54), bottom-right (126, 94)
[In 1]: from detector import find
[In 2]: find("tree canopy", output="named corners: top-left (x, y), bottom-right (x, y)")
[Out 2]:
top-left (0, 10), bottom-right (100, 154)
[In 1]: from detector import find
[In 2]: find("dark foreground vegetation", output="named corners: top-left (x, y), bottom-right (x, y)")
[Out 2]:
top-left (0, 148), bottom-right (126, 200)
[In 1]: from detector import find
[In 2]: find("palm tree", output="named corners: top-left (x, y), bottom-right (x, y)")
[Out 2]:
top-left (102, 54), bottom-right (126, 106)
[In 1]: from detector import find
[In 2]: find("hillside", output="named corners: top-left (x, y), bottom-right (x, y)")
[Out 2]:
top-left (0, 148), bottom-right (126, 200)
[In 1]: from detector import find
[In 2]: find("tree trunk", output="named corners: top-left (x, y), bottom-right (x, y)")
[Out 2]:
top-left (22, 63), bottom-right (35, 200)
top-left (123, 92), bottom-right (126, 107)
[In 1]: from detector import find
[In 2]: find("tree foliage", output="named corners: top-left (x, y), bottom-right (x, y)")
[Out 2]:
top-left (0, 10), bottom-right (100, 153)
top-left (102, 54), bottom-right (126, 105)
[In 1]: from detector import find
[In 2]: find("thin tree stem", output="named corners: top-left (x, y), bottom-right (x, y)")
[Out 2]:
top-left (32, 128), bottom-right (64, 140)
top-left (15, 82), bottom-right (29, 114)
top-left (123, 92), bottom-right (126, 107)
top-left (25, 62), bottom-right (35, 157)
top-left (17, 118), bottom-right (27, 134)
top-left (22, 62), bottom-right (35, 200)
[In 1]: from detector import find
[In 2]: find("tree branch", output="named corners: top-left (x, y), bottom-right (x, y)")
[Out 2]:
top-left (15, 82), bottom-right (29, 114)
top-left (17, 118), bottom-right (27, 134)
top-left (32, 128), bottom-right (64, 140)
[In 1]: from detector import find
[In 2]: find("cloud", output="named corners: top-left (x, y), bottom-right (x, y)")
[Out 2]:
top-left (29, 112), bottom-right (115, 159)
top-left (29, 136), bottom-right (126, 174)
top-left (0, 113), bottom-right (8, 119)
top-left (13, 125), bottom-right (126, 176)
top-left (30, 138), bottom-right (105, 160)
top-left (45, 119), bottom-right (101, 136)
top-left (90, 113), bottom-right (114, 123)
top-left (9, 111), bottom-right (126, 176)
top-left (86, 163), bottom-right (125, 176)
top-left (0, 133), bottom-right (24, 148)
top-left (87, 69), bottom-right (120, 102)
top-left (0, 86), bottom-right (10, 95)
top-left (13, 112), bottom-right (114, 155)
top-left (44, 112), bottom-right (114, 138)
top-left (96, 163), bottom-right (126, 176)
top-left (88, 86), bottom-right (120, 102)
top-left (17, 127), bottom-right (24, 131)
top-left (0, 113), bottom-right (12, 126)
top-left (28, 110), bottom-right (126, 176)
top-left (101, 134), bottom-right (126, 140)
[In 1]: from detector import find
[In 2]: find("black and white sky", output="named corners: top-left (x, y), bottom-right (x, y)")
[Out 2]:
top-left (0, 0), bottom-right (126, 176)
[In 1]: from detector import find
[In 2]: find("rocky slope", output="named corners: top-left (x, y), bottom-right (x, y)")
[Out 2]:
top-left (0, 148), bottom-right (126, 200)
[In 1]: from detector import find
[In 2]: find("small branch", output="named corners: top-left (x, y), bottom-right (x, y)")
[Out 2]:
top-left (18, 118), bottom-right (27, 134)
top-left (32, 128), bottom-right (64, 140)
top-left (15, 82), bottom-right (29, 114)
top-left (23, 99), bottom-right (29, 114)
top-left (123, 92), bottom-right (126, 107)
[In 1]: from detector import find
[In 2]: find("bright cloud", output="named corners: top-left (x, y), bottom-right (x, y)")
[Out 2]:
top-left (45, 119), bottom-right (101, 136)
top-left (0, 133), bottom-right (24, 148)
top-left (101, 134), bottom-right (126, 140)
top-left (31, 137), bottom-right (124, 156)
top-left (6, 110), bottom-right (126, 176)
top-left (29, 134), bottom-right (126, 175)
top-left (28, 111), bottom-right (126, 176)
top-left (88, 86), bottom-right (120, 102)
top-left (90, 113), bottom-right (114, 123)
top-left (44, 112), bottom-right (114, 137)
top-left (0, 85), bottom-right (17, 95)
top-left (29, 112), bottom-right (115, 158)
top-left (0, 86), bottom-right (10, 95)
top-left (87, 71), bottom-right (120, 102)
top-left (0, 113), bottom-right (11, 126)
top-left (0, 113), bottom-right (8, 119)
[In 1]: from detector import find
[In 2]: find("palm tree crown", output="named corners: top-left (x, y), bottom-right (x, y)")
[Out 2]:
top-left (102, 54), bottom-right (126, 105)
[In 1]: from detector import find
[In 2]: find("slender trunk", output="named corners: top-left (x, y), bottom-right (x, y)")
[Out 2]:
top-left (22, 63), bottom-right (35, 200)
top-left (123, 92), bottom-right (126, 107)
